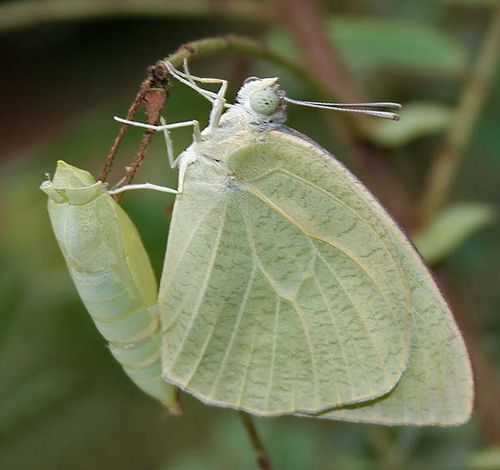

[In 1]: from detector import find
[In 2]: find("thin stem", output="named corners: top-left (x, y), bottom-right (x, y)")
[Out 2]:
top-left (159, 35), bottom-right (324, 95)
top-left (419, 5), bottom-right (500, 222)
top-left (0, 0), bottom-right (273, 32)
top-left (113, 87), bottom-right (168, 202)
top-left (239, 412), bottom-right (273, 470)
top-left (99, 78), bottom-right (153, 183)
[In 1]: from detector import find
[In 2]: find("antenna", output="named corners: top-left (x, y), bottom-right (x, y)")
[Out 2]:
top-left (284, 97), bottom-right (402, 121)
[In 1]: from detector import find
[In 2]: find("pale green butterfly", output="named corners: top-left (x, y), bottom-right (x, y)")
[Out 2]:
top-left (43, 59), bottom-right (473, 426)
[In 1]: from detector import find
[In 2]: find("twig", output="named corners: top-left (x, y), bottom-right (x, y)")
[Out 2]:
top-left (416, 4), bottom-right (500, 444)
top-left (239, 412), bottom-right (273, 470)
top-left (366, 427), bottom-right (419, 470)
top-left (419, 5), bottom-right (500, 222)
top-left (160, 35), bottom-right (322, 92)
top-left (112, 87), bottom-right (168, 203)
top-left (99, 78), bottom-right (153, 183)
top-left (0, 0), bottom-right (273, 32)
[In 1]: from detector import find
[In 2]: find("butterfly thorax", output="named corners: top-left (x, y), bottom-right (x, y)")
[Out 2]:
top-left (178, 77), bottom-right (287, 189)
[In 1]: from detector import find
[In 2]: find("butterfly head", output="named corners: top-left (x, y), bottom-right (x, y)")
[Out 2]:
top-left (233, 76), bottom-right (401, 126)
top-left (236, 76), bottom-right (286, 124)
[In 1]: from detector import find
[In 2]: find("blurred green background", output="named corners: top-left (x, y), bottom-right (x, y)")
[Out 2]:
top-left (1, 1), bottom-right (499, 469)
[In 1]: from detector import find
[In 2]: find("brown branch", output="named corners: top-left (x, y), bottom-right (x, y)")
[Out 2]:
top-left (112, 87), bottom-right (168, 203)
top-left (239, 412), bottom-right (273, 470)
top-left (416, 6), bottom-right (500, 442)
top-left (99, 78), bottom-right (154, 183)
top-left (419, 5), bottom-right (500, 222)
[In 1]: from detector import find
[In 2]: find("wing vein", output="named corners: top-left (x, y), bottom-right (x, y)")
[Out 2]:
top-left (170, 203), bottom-right (228, 376)
top-left (312, 276), bottom-right (352, 402)
top-left (161, 204), bottom-right (220, 332)
top-left (242, 211), bottom-right (287, 297)
top-left (207, 265), bottom-right (257, 400)
top-left (247, 185), bottom-right (403, 328)
top-left (264, 167), bottom-right (408, 315)
top-left (264, 297), bottom-right (280, 412)
top-left (315, 247), bottom-right (392, 388)
top-left (248, 168), bottom-right (409, 320)
top-left (236, 318), bottom-right (259, 408)
top-left (290, 301), bottom-right (321, 410)
top-left (243, 206), bottom-right (320, 411)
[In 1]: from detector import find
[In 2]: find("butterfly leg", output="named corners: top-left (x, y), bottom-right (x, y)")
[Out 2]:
top-left (184, 59), bottom-right (228, 131)
top-left (164, 59), bottom-right (227, 104)
top-left (115, 115), bottom-right (201, 166)
top-left (111, 116), bottom-right (201, 194)
top-left (108, 182), bottom-right (178, 196)
top-left (163, 59), bottom-right (228, 131)
top-left (169, 59), bottom-right (219, 104)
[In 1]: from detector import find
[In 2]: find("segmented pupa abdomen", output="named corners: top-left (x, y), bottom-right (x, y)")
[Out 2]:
top-left (41, 161), bottom-right (176, 408)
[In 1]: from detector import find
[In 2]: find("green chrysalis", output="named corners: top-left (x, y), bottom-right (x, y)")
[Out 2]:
top-left (41, 161), bottom-right (177, 409)
top-left (43, 60), bottom-right (473, 426)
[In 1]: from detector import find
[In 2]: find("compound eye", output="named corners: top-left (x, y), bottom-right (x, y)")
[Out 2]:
top-left (249, 88), bottom-right (279, 115)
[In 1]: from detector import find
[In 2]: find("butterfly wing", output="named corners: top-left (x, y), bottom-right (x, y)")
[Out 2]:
top-left (233, 129), bottom-right (473, 425)
top-left (158, 128), bottom-right (413, 416)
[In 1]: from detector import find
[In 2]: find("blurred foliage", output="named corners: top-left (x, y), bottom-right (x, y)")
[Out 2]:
top-left (469, 446), bottom-right (500, 470)
top-left (370, 102), bottom-right (453, 148)
top-left (0, 1), bottom-right (499, 469)
top-left (413, 203), bottom-right (496, 265)
top-left (268, 16), bottom-right (466, 75)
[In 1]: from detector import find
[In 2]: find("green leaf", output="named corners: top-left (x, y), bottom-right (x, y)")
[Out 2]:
top-left (469, 447), bottom-right (500, 470)
top-left (413, 203), bottom-right (496, 264)
top-left (268, 16), bottom-right (466, 75)
top-left (370, 102), bottom-right (453, 147)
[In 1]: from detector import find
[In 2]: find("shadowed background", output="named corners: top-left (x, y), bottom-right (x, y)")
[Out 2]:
top-left (0, 1), bottom-right (499, 469)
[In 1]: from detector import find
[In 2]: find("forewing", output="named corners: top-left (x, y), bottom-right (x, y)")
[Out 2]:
top-left (158, 130), bottom-right (412, 416)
